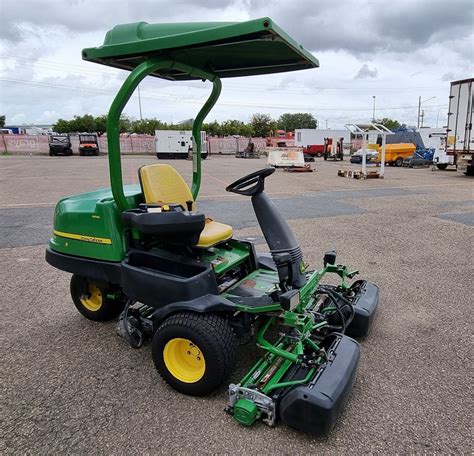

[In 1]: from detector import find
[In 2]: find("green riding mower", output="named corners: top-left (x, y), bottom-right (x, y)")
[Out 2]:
top-left (46, 18), bottom-right (379, 436)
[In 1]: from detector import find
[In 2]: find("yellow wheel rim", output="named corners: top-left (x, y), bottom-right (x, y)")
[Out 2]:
top-left (163, 338), bottom-right (206, 383)
top-left (80, 284), bottom-right (102, 312)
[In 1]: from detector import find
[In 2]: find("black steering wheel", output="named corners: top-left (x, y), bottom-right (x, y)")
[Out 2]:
top-left (226, 167), bottom-right (275, 196)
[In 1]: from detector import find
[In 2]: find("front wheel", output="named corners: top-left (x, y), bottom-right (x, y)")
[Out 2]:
top-left (152, 312), bottom-right (237, 396)
top-left (436, 164), bottom-right (448, 170)
top-left (70, 274), bottom-right (124, 321)
top-left (395, 157), bottom-right (403, 167)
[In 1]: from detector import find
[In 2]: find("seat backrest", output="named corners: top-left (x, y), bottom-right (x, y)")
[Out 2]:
top-left (139, 164), bottom-right (195, 210)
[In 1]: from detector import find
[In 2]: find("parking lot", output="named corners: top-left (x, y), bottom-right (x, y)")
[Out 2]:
top-left (1, 155), bottom-right (472, 454)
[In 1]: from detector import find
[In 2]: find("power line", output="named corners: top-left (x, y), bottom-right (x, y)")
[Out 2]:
top-left (0, 77), bottom-right (449, 112)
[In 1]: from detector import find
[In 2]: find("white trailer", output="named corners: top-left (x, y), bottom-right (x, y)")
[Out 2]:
top-left (446, 78), bottom-right (473, 175)
top-left (430, 133), bottom-right (453, 169)
top-left (294, 129), bottom-right (351, 147)
top-left (417, 128), bottom-right (446, 149)
top-left (155, 130), bottom-right (207, 159)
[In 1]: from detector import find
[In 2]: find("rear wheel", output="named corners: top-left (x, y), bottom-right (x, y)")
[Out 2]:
top-left (70, 274), bottom-right (124, 321)
top-left (436, 164), bottom-right (448, 170)
top-left (152, 312), bottom-right (237, 396)
top-left (395, 157), bottom-right (403, 167)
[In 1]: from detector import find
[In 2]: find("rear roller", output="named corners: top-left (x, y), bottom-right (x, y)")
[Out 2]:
top-left (227, 334), bottom-right (360, 436)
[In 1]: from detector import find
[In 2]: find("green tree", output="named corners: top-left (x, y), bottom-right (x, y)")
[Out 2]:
top-left (377, 118), bottom-right (402, 131)
top-left (203, 121), bottom-right (222, 137)
top-left (119, 115), bottom-right (131, 133)
top-left (95, 115), bottom-right (107, 135)
top-left (250, 113), bottom-right (273, 137)
top-left (70, 114), bottom-right (96, 132)
top-left (131, 118), bottom-right (167, 135)
top-left (0, 115), bottom-right (5, 128)
top-left (239, 123), bottom-right (255, 137)
top-left (221, 119), bottom-right (247, 136)
top-left (277, 112), bottom-right (317, 131)
top-left (53, 118), bottom-right (72, 133)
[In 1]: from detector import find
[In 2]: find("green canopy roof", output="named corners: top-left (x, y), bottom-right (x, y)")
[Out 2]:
top-left (82, 17), bottom-right (319, 80)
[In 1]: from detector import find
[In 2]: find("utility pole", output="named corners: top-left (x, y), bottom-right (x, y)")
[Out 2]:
top-left (372, 96), bottom-right (376, 122)
top-left (417, 96), bottom-right (436, 129)
top-left (417, 96), bottom-right (421, 129)
top-left (137, 84), bottom-right (143, 120)
top-left (420, 110), bottom-right (425, 128)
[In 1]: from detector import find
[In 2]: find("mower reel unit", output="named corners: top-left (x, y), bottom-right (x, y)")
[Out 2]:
top-left (46, 18), bottom-right (379, 436)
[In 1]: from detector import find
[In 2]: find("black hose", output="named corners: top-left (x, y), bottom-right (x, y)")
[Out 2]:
top-left (323, 292), bottom-right (347, 331)
top-left (319, 285), bottom-right (355, 332)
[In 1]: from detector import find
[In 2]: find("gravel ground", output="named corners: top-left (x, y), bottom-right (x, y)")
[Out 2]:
top-left (0, 155), bottom-right (472, 454)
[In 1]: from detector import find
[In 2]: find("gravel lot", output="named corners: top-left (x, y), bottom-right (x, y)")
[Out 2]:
top-left (1, 155), bottom-right (472, 454)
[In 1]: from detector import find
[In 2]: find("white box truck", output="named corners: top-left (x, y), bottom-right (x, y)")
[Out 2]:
top-left (294, 129), bottom-right (351, 147)
top-left (446, 78), bottom-right (473, 175)
top-left (155, 130), bottom-right (207, 159)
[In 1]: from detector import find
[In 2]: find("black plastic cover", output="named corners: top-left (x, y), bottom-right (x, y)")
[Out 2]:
top-left (257, 253), bottom-right (277, 271)
top-left (278, 335), bottom-right (360, 436)
top-left (122, 209), bottom-right (205, 246)
top-left (151, 294), bottom-right (236, 326)
top-left (346, 280), bottom-right (379, 338)
top-left (121, 249), bottom-right (218, 307)
top-left (45, 247), bottom-right (122, 284)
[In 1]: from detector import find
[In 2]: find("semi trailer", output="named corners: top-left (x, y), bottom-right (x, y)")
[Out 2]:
top-left (447, 78), bottom-right (473, 175)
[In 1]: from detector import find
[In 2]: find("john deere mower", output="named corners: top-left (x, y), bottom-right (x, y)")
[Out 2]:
top-left (46, 18), bottom-right (379, 436)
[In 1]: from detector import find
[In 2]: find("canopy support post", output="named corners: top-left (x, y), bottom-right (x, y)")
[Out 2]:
top-left (191, 77), bottom-right (222, 200)
top-left (106, 58), bottom-right (219, 211)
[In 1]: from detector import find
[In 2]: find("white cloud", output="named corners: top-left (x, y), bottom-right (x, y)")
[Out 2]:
top-left (0, 0), bottom-right (472, 128)
top-left (354, 64), bottom-right (378, 80)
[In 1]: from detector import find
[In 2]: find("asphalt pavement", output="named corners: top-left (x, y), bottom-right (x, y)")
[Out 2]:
top-left (1, 155), bottom-right (472, 454)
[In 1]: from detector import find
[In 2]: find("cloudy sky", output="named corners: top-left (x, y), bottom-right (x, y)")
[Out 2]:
top-left (0, 0), bottom-right (473, 128)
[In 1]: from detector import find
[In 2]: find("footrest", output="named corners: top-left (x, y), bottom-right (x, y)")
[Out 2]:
top-left (346, 280), bottom-right (379, 337)
top-left (278, 335), bottom-right (360, 436)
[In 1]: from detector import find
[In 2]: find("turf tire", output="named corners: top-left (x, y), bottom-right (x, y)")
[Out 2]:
top-left (152, 312), bottom-right (237, 396)
top-left (70, 274), bottom-right (124, 321)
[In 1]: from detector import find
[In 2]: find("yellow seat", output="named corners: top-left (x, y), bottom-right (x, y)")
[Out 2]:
top-left (197, 218), bottom-right (233, 249)
top-left (138, 164), bottom-right (233, 248)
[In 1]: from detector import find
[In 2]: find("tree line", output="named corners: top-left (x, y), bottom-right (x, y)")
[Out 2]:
top-left (51, 112), bottom-right (318, 137)
top-left (1, 113), bottom-right (403, 136)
